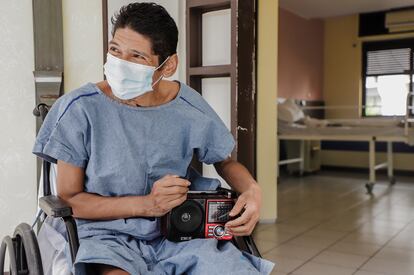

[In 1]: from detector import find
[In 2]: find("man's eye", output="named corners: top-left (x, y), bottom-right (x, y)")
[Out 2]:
top-left (110, 47), bottom-right (120, 53)
top-left (133, 54), bottom-right (145, 59)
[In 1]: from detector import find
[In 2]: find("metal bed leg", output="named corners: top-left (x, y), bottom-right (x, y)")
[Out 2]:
top-left (277, 138), bottom-right (280, 182)
top-left (387, 142), bottom-right (396, 185)
top-left (299, 140), bottom-right (305, 176)
top-left (366, 139), bottom-right (375, 194)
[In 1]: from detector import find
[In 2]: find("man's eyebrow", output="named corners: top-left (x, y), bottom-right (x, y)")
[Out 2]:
top-left (109, 41), bottom-right (150, 59)
top-left (130, 49), bottom-right (150, 59)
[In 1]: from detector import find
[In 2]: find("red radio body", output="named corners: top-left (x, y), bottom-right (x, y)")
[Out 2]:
top-left (161, 189), bottom-right (236, 242)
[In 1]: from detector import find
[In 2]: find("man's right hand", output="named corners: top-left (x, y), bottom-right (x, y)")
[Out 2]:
top-left (145, 174), bottom-right (190, 217)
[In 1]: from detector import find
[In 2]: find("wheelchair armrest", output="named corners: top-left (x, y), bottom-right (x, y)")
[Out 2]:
top-left (39, 195), bottom-right (80, 264)
top-left (39, 195), bottom-right (73, 218)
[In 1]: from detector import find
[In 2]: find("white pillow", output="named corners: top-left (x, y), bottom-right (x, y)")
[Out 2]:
top-left (278, 99), bottom-right (305, 123)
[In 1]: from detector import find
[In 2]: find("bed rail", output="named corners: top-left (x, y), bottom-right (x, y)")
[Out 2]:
top-left (286, 95), bottom-right (414, 138)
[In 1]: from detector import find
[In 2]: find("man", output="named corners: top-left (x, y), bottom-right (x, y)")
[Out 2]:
top-left (33, 2), bottom-right (273, 274)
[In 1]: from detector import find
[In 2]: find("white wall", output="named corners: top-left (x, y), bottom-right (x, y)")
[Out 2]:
top-left (0, 0), bottom-right (37, 239)
top-left (0, 0), bottom-right (106, 241)
top-left (200, 9), bottom-right (232, 187)
top-left (62, 0), bottom-right (104, 92)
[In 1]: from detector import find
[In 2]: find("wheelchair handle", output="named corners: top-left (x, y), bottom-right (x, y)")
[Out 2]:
top-left (33, 103), bottom-right (49, 122)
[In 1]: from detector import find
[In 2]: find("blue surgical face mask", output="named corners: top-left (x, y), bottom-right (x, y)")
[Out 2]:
top-left (103, 53), bottom-right (169, 100)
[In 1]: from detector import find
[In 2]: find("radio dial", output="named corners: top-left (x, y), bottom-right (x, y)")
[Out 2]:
top-left (213, 225), bottom-right (226, 237)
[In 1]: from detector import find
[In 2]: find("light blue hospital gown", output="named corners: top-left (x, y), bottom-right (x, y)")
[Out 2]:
top-left (33, 82), bottom-right (275, 275)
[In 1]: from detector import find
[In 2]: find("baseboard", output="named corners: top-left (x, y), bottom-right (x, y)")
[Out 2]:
top-left (259, 218), bottom-right (277, 224)
top-left (321, 165), bottom-right (414, 177)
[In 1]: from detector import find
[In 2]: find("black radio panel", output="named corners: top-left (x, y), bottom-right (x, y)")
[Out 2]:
top-left (161, 189), bottom-right (236, 242)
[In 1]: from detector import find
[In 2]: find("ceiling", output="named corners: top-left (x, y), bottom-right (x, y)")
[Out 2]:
top-left (279, 0), bottom-right (414, 19)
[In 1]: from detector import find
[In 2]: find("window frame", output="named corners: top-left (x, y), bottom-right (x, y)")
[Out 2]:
top-left (362, 38), bottom-right (414, 117)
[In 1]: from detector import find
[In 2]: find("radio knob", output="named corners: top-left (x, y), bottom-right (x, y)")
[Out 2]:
top-left (213, 225), bottom-right (226, 237)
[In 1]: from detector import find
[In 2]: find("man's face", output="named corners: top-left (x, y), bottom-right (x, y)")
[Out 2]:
top-left (108, 27), bottom-right (177, 82)
top-left (108, 27), bottom-right (160, 67)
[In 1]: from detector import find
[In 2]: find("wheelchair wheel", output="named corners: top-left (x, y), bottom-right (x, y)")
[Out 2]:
top-left (13, 223), bottom-right (43, 275)
top-left (0, 236), bottom-right (18, 275)
top-left (0, 223), bottom-right (43, 275)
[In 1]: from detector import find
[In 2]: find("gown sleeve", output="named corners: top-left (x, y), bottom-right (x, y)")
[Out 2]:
top-left (32, 99), bottom-right (89, 168)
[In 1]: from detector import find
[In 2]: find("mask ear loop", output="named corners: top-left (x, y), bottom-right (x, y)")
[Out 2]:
top-left (152, 56), bottom-right (171, 87)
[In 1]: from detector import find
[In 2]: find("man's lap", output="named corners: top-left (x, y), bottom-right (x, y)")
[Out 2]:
top-left (73, 233), bottom-right (273, 275)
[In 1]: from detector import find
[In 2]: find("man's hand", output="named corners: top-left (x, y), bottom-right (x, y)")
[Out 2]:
top-left (225, 183), bottom-right (262, 236)
top-left (145, 174), bottom-right (190, 217)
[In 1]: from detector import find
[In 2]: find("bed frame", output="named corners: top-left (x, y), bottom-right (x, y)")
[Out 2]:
top-left (278, 92), bottom-right (414, 194)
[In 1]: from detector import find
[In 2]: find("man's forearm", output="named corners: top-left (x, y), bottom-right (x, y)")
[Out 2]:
top-left (214, 158), bottom-right (258, 193)
top-left (215, 158), bottom-right (262, 235)
top-left (62, 192), bottom-right (152, 220)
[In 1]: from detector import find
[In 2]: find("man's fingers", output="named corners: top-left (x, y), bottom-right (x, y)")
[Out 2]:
top-left (159, 177), bottom-right (191, 188)
top-left (165, 194), bottom-right (187, 209)
top-left (229, 198), bottom-right (245, 217)
top-left (163, 193), bottom-right (187, 202)
top-left (225, 210), bottom-right (251, 228)
top-left (227, 219), bottom-right (257, 236)
top-left (164, 174), bottom-right (179, 178)
top-left (160, 185), bottom-right (189, 195)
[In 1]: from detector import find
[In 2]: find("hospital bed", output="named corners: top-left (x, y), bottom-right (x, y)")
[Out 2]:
top-left (278, 92), bottom-right (414, 194)
top-left (0, 104), bottom-right (262, 275)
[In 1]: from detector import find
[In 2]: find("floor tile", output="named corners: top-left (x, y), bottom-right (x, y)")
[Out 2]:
top-left (276, 172), bottom-right (414, 275)
top-left (354, 270), bottom-right (390, 275)
top-left (360, 257), bottom-right (414, 275)
top-left (374, 247), bottom-right (414, 263)
top-left (262, 254), bottom-right (306, 273)
top-left (264, 243), bottom-right (321, 261)
top-left (302, 228), bottom-right (348, 241)
top-left (341, 232), bottom-right (392, 246)
top-left (386, 238), bottom-right (414, 251)
top-left (291, 261), bottom-right (355, 275)
top-left (311, 250), bottom-right (369, 269)
top-left (328, 241), bottom-right (381, 256)
top-left (254, 239), bottom-right (280, 254)
top-left (286, 235), bottom-right (338, 250)
top-left (253, 228), bottom-right (297, 243)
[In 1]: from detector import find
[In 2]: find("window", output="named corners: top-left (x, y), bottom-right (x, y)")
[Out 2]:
top-left (362, 39), bottom-right (414, 117)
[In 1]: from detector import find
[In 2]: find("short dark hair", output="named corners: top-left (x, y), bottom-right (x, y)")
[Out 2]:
top-left (111, 2), bottom-right (178, 64)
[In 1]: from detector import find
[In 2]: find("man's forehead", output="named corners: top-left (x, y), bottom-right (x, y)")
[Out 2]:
top-left (109, 40), bottom-right (149, 57)
top-left (112, 28), bottom-right (154, 55)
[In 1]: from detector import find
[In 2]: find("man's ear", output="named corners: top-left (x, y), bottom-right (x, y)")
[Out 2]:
top-left (160, 54), bottom-right (178, 78)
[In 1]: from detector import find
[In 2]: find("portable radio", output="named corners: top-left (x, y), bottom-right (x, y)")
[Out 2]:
top-left (161, 188), bottom-right (236, 242)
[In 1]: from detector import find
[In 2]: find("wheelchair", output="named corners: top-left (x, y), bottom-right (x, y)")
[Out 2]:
top-left (0, 103), bottom-right (262, 275)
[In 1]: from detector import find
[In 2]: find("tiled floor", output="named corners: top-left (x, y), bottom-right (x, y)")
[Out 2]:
top-left (253, 171), bottom-right (414, 275)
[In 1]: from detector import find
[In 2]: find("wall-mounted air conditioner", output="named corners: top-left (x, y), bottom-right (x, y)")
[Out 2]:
top-left (385, 9), bottom-right (414, 33)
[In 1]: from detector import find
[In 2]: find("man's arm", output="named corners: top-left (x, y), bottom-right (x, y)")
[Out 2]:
top-left (214, 157), bottom-right (262, 236)
top-left (56, 160), bottom-right (190, 220)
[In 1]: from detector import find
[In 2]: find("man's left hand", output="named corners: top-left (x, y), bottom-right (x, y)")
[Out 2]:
top-left (225, 183), bottom-right (262, 236)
